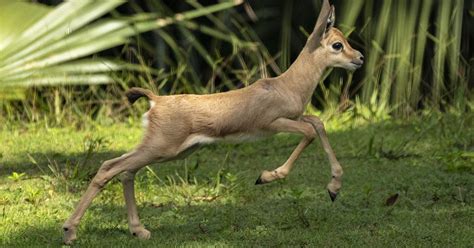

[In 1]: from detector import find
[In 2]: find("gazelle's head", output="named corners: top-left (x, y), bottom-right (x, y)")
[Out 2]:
top-left (321, 27), bottom-right (364, 70)
top-left (304, 0), bottom-right (364, 71)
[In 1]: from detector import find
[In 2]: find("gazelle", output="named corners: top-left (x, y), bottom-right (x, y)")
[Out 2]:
top-left (62, 0), bottom-right (363, 244)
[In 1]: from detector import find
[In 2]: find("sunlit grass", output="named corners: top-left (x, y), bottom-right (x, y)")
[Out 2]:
top-left (1, 113), bottom-right (473, 246)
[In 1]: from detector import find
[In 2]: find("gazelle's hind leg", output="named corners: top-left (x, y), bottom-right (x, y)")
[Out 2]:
top-left (62, 150), bottom-right (155, 245)
top-left (120, 171), bottom-right (151, 239)
top-left (114, 133), bottom-right (210, 240)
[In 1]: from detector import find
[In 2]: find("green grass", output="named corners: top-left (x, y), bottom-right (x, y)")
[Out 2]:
top-left (1, 113), bottom-right (473, 247)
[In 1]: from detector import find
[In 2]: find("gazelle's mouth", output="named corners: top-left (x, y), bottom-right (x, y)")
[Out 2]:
top-left (351, 61), bottom-right (363, 67)
top-left (349, 62), bottom-right (363, 70)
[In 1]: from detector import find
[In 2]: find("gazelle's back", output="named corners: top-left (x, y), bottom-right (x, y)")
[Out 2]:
top-left (149, 80), bottom-right (285, 138)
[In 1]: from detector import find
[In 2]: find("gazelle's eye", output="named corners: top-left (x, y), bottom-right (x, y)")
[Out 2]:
top-left (332, 42), bottom-right (343, 51)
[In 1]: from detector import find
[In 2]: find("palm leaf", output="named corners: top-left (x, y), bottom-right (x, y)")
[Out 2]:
top-left (0, 0), bottom-right (243, 90)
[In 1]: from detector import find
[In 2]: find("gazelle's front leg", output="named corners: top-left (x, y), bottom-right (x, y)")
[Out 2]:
top-left (256, 118), bottom-right (316, 184)
top-left (256, 137), bottom-right (313, 184)
top-left (302, 115), bottom-right (343, 201)
top-left (120, 171), bottom-right (151, 240)
top-left (255, 116), bottom-right (343, 202)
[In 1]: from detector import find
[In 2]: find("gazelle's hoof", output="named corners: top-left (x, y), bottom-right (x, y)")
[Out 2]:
top-left (132, 227), bottom-right (151, 240)
top-left (328, 190), bottom-right (338, 202)
top-left (255, 170), bottom-right (276, 185)
top-left (62, 226), bottom-right (77, 245)
top-left (255, 176), bottom-right (264, 185)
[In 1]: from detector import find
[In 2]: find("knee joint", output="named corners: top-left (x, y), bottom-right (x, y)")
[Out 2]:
top-left (304, 116), bottom-right (325, 134)
top-left (91, 176), bottom-right (108, 188)
top-left (314, 122), bottom-right (324, 131)
top-left (120, 172), bottom-right (135, 183)
top-left (311, 118), bottom-right (325, 131)
top-left (303, 125), bottom-right (317, 139)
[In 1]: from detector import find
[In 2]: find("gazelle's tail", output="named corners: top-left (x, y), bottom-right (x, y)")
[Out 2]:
top-left (125, 87), bottom-right (156, 104)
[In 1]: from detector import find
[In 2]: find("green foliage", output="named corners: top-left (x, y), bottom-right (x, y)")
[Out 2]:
top-left (7, 172), bottom-right (26, 182)
top-left (0, 0), bottom-right (127, 89)
top-left (0, 0), bottom-right (243, 91)
top-left (338, 0), bottom-right (471, 116)
top-left (1, 0), bottom-right (472, 124)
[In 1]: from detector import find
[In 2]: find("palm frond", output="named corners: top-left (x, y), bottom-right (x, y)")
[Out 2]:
top-left (0, 0), bottom-right (242, 89)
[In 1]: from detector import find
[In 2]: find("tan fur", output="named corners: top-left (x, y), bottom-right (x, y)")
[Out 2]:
top-left (62, 0), bottom-right (363, 244)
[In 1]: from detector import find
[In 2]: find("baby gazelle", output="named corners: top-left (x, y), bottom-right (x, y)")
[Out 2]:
top-left (63, 0), bottom-right (363, 244)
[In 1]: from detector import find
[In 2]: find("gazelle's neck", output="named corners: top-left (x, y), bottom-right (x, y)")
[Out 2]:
top-left (277, 48), bottom-right (328, 106)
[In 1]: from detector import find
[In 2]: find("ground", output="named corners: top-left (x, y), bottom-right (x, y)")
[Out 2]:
top-left (0, 113), bottom-right (473, 247)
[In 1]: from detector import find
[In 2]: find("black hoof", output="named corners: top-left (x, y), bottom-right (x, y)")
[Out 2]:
top-left (255, 177), bottom-right (264, 185)
top-left (328, 190), bottom-right (338, 202)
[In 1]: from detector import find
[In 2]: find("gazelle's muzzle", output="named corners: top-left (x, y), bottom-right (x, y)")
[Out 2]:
top-left (351, 51), bottom-right (364, 69)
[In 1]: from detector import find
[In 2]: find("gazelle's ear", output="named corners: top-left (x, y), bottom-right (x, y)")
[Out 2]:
top-left (321, 5), bottom-right (335, 40)
top-left (305, 0), bottom-right (332, 52)
top-left (326, 5), bottom-right (335, 31)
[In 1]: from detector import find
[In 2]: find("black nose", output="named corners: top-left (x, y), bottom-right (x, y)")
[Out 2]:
top-left (359, 55), bottom-right (364, 61)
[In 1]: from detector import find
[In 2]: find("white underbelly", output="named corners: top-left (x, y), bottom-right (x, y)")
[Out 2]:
top-left (184, 131), bottom-right (272, 148)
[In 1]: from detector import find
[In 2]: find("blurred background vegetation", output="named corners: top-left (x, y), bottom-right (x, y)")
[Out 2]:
top-left (0, 0), bottom-right (472, 126)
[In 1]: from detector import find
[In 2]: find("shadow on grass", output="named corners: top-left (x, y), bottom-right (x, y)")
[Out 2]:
top-left (4, 189), bottom-right (473, 247)
top-left (4, 196), bottom-right (338, 247)
top-left (0, 150), bottom-right (127, 179)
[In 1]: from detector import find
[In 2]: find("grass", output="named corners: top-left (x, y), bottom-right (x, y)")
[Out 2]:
top-left (0, 113), bottom-right (473, 247)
